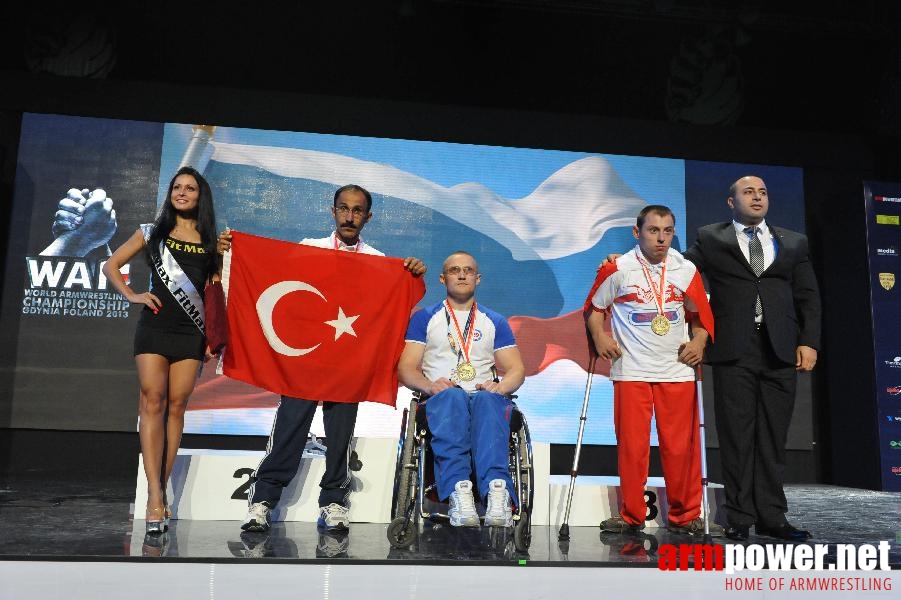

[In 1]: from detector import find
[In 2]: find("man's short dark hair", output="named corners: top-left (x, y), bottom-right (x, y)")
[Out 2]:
top-left (443, 250), bottom-right (479, 272)
top-left (729, 175), bottom-right (762, 199)
top-left (636, 205), bottom-right (675, 229)
top-left (333, 184), bottom-right (372, 212)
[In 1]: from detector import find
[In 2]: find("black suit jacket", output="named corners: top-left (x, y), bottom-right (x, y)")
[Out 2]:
top-left (683, 222), bottom-right (821, 365)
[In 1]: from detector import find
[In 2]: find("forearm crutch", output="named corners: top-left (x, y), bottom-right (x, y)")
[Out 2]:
top-left (696, 364), bottom-right (713, 545)
top-left (558, 354), bottom-right (597, 541)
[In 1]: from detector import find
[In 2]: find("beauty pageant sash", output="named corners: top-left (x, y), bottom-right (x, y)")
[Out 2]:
top-left (141, 224), bottom-right (205, 334)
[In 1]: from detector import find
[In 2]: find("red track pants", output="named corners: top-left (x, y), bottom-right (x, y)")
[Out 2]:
top-left (613, 380), bottom-right (701, 527)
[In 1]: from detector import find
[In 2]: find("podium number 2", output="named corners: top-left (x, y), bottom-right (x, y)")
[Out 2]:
top-left (232, 468), bottom-right (255, 500)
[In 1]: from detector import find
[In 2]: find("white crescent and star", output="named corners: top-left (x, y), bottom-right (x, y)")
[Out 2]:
top-left (325, 307), bottom-right (359, 341)
top-left (255, 280), bottom-right (360, 357)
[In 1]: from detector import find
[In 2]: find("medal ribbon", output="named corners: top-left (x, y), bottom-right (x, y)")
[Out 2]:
top-left (635, 249), bottom-right (667, 318)
top-left (445, 300), bottom-right (477, 366)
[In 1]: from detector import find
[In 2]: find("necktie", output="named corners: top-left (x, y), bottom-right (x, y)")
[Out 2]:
top-left (745, 226), bottom-right (763, 317)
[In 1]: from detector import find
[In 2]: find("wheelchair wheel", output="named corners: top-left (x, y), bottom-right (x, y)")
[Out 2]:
top-left (513, 510), bottom-right (531, 553)
top-left (510, 408), bottom-right (533, 553)
top-left (387, 517), bottom-right (417, 548)
top-left (390, 401), bottom-right (418, 520)
top-left (514, 410), bottom-right (535, 517)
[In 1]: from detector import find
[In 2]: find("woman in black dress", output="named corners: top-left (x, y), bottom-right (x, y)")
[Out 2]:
top-left (103, 166), bottom-right (220, 534)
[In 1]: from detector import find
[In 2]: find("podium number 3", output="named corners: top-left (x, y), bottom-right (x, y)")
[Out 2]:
top-left (644, 490), bottom-right (658, 521)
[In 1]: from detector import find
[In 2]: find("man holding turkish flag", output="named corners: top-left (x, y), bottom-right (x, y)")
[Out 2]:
top-left (218, 185), bottom-right (426, 534)
top-left (222, 232), bottom-right (425, 404)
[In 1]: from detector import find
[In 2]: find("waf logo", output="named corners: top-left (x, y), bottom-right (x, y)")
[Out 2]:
top-left (879, 273), bottom-right (895, 291)
top-left (888, 386), bottom-right (901, 396)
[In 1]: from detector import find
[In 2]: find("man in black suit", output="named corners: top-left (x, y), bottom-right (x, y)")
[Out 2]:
top-left (683, 175), bottom-right (820, 541)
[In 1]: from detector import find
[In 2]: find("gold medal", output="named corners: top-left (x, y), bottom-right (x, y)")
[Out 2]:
top-left (650, 314), bottom-right (671, 336)
top-left (446, 300), bottom-right (478, 384)
top-left (636, 249), bottom-right (671, 338)
top-left (456, 361), bottom-right (476, 382)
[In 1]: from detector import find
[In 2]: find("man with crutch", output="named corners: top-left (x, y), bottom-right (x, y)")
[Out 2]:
top-left (585, 205), bottom-right (721, 536)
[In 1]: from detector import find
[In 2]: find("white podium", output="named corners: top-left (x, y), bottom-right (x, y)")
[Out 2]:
top-left (133, 439), bottom-right (552, 524)
top-left (547, 474), bottom-right (725, 528)
top-left (133, 440), bottom-right (723, 528)
top-left (134, 438), bottom-right (397, 524)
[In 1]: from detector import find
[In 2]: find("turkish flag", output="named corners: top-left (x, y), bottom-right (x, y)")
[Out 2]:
top-left (222, 232), bottom-right (426, 405)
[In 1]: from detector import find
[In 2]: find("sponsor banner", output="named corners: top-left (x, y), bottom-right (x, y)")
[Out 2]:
top-left (864, 181), bottom-right (901, 490)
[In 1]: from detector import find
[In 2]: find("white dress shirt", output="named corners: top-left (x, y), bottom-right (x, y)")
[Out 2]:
top-left (732, 219), bottom-right (775, 271)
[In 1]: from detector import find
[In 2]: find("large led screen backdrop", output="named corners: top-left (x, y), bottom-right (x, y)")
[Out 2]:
top-left (2, 113), bottom-right (807, 446)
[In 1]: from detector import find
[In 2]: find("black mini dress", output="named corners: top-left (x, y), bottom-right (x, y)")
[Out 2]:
top-left (133, 236), bottom-right (210, 361)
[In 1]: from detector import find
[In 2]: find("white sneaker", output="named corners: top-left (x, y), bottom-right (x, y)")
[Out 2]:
top-left (448, 480), bottom-right (480, 527)
top-left (483, 479), bottom-right (513, 527)
top-left (239, 531), bottom-right (271, 558)
top-left (241, 502), bottom-right (271, 532)
top-left (316, 531), bottom-right (350, 558)
top-left (318, 503), bottom-right (350, 531)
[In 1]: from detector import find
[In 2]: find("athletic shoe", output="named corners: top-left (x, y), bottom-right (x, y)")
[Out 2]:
top-left (598, 530), bottom-right (658, 562)
top-left (316, 530), bottom-right (350, 558)
top-left (448, 480), bottom-right (480, 527)
top-left (241, 502), bottom-right (271, 532)
top-left (317, 503), bottom-right (350, 531)
top-left (483, 479), bottom-right (513, 527)
top-left (668, 517), bottom-right (724, 537)
top-left (600, 515), bottom-right (645, 533)
top-left (238, 531), bottom-right (271, 558)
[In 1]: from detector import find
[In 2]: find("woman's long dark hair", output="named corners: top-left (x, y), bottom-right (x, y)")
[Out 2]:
top-left (146, 166), bottom-right (218, 281)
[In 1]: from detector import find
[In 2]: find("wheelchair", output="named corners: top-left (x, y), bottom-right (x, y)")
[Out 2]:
top-left (386, 393), bottom-right (534, 553)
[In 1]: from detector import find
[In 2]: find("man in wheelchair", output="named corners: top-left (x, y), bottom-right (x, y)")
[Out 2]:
top-left (397, 251), bottom-right (525, 527)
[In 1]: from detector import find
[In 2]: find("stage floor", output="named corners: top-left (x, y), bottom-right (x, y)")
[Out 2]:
top-left (1, 472), bottom-right (898, 599)
top-left (0, 472), bottom-right (898, 567)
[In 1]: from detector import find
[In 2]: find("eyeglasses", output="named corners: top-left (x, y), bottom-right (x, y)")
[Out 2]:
top-left (334, 205), bottom-right (367, 217)
top-left (444, 266), bottom-right (477, 276)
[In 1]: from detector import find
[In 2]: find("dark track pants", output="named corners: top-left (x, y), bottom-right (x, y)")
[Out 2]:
top-left (248, 396), bottom-right (359, 508)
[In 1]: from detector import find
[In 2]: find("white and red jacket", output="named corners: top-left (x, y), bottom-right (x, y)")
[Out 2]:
top-left (585, 246), bottom-right (714, 382)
